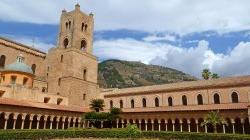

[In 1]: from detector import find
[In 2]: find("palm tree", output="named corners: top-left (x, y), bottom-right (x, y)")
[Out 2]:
top-left (212, 73), bottom-right (219, 79)
top-left (201, 111), bottom-right (226, 133)
top-left (90, 99), bottom-right (105, 112)
top-left (202, 69), bottom-right (211, 80)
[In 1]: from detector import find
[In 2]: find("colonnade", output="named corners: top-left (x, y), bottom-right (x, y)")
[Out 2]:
top-left (109, 117), bottom-right (250, 134)
top-left (0, 112), bottom-right (83, 130)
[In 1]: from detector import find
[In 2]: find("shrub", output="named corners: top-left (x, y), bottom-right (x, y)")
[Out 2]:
top-left (125, 124), bottom-right (140, 137)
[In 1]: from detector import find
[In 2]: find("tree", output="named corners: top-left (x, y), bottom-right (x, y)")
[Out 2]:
top-left (202, 69), bottom-right (211, 80)
top-left (201, 111), bottom-right (226, 133)
top-left (212, 73), bottom-right (219, 79)
top-left (90, 99), bottom-right (105, 112)
top-left (108, 107), bottom-right (122, 122)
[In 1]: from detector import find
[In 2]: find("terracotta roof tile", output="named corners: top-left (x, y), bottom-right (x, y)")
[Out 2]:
top-left (0, 98), bottom-right (89, 113)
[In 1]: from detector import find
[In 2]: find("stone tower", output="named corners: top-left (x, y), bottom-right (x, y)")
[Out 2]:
top-left (46, 4), bottom-right (99, 107)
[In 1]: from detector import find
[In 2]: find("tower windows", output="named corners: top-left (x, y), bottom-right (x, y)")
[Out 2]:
top-left (81, 23), bottom-right (85, 31)
top-left (197, 94), bottom-right (203, 105)
top-left (213, 93), bottom-right (220, 104)
top-left (63, 38), bottom-right (69, 48)
top-left (83, 94), bottom-right (86, 100)
top-left (168, 97), bottom-right (173, 106)
top-left (31, 64), bottom-right (36, 74)
top-left (182, 95), bottom-right (187, 106)
top-left (69, 21), bottom-right (71, 29)
top-left (83, 69), bottom-right (87, 81)
top-left (60, 55), bottom-right (63, 62)
top-left (231, 92), bottom-right (239, 103)
top-left (85, 25), bottom-right (88, 31)
top-left (155, 97), bottom-right (159, 107)
top-left (142, 98), bottom-right (146, 107)
top-left (58, 78), bottom-right (61, 86)
top-left (0, 55), bottom-right (6, 68)
top-left (81, 40), bottom-right (87, 51)
top-left (66, 22), bottom-right (68, 29)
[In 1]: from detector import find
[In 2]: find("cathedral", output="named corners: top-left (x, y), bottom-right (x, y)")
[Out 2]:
top-left (0, 4), bottom-right (249, 134)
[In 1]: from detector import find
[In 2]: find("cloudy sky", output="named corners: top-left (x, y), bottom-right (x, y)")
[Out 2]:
top-left (1, 0), bottom-right (250, 78)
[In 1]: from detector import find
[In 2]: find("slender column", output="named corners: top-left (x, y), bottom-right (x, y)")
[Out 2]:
top-left (13, 119), bottom-right (16, 129)
top-left (152, 121), bottom-right (154, 131)
top-left (195, 120), bottom-right (199, 133)
top-left (223, 124), bottom-right (225, 134)
top-left (138, 120), bottom-right (141, 130)
top-left (101, 121), bottom-right (104, 128)
top-left (44, 120), bottom-right (47, 129)
top-left (172, 120), bottom-right (175, 132)
top-left (116, 120), bottom-right (119, 128)
top-left (180, 122), bottom-right (183, 132)
top-left (56, 120), bottom-right (59, 129)
top-left (36, 121), bottom-right (39, 129)
top-left (145, 121), bottom-right (148, 131)
top-left (50, 121), bottom-right (53, 129)
top-left (158, 122), bottom-right (161, 131)
top-left (121, 120), bottom-right (124, 128)
top-left (187, 121), bottom-right (191, 132)
top-left (232, 123), bottom-right (235, 134)
top-left (241, 119), bottom-right (245, 134)
top-left (29, 119), bottom-right (32, 129)
top-left (205, 125), bottom-right (207, 133)
top-left (165, 120), bottom-right (168, 131)
top-left (21, 119), bottom-right (25, 129)
top-left (4, 119), bottom-right (7, 130)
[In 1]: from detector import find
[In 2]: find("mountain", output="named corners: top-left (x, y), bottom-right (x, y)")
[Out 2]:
top-left (98, 60), bottom-right (197, 89)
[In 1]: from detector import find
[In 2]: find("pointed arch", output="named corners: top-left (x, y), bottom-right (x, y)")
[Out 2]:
top-left (197, 94), bottom-right (203, 105)
top-left (231, 92), bottom-right (239, 103)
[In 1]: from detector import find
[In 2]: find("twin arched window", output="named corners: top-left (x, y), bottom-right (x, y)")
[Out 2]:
top-left (0, 55), bottom-right (6, 68)
top-left (119, 100), bottom-right (123, 109)
top-left (110, 100), bottom-right (113, 109)
top-left (197, 94), bottom-right (203, 105)
top-left (182, 95), bottom-right (187, 105)
top-left (168, 97), bottom-right (173, 106)
top-left (142, 98), bottom-right (146, 107)
top-left (231, 92), bottom-right (239, 103)
top-left (131, 99), bottom-right (134, 108)
top-left (155, 97), bottom-right (159, 107)
top-left (213, 93), bottom-right (220, 104)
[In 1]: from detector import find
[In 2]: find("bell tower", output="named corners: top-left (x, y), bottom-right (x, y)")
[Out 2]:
top-left (46, 4), bottom-right (99, 107)
top-left (58, 3), bottom-right (94, 54)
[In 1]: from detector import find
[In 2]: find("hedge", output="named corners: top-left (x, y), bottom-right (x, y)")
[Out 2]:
top-left (0, 129), bottom-right (249, 140)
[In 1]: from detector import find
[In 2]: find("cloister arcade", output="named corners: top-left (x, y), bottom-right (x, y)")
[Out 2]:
top-left (0, 112), bottom-right (82, 130)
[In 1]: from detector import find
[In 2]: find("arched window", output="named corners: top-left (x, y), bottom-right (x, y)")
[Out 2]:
top-left (0, 55), bottom-right (6, 68)
top-left (168, 97), bottom-right (173, 106)
top-left (85, 25), bottom-right (88, 31)
top-left (81, 23), bottom-right (85, 31)
top-left (142, 98), bottom-right (146, 107)
top-left (231, 92), bottom-right (239, 103)
top-left (81, 40), bottom-right (87, 51)
top-left (60, 55), bottom-right (63, 62)
top-left (197, 94), bottom-right (203, 105)
top-left (63, 38), bottom-right (69, 48)
top-left (182, 95), bottom-right (187, 106)
top-left (131, 99), bottom-right (134, 108)
top-left (155, 97), bottom-right (159, 107)
top-left (68, 21), bottom-right (71, 29)
top-left (119, 100), bottom-right (123, 109)
top-left (31, 64), bottom-right (36, 74)
top-left (110, 100), bottom-right (113, 109)
top-left (213, 93), bottom-right (220, 104)
top-left (58, 78), bottom-right (61, 86)
top-left (83, 69), bottom-right (87, 81)
top-left (65, 22), bottom-right (68, 29)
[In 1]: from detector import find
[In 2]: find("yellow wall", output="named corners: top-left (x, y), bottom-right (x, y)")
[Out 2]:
top-left (1, 72), bottom-right (33, 88)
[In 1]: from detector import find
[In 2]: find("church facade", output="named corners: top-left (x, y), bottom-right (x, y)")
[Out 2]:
top-left (0, 4), bottom-right (249, 134)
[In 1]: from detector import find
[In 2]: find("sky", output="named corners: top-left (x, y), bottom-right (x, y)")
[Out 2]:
top-left (1, 0), bottom-right (250, 78)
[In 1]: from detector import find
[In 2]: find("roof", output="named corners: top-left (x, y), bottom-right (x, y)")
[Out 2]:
top-left (0, 36), bottom-right (46, 57)
top-left (119, 103), bottom-right (250, 113)
top-left (0, 98), bottom-right (90, 113)
top-left (104, 75), bottom-right (250, 97)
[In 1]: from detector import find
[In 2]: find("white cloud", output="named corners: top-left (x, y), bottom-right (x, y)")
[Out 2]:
top-left (0, 0), bottom-right (250, 34)
top-left (94, 38), bottom-right (250, 78)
